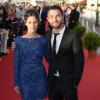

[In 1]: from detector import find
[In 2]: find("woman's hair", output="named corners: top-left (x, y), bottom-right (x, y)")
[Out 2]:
top-left (24, 9), bottom-right (39, 22)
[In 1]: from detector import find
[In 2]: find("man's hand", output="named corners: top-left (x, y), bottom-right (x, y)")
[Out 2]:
top-left (11, 41), bottom-right (16, 51)
top-left (14, 86), bottom-right (20, 95)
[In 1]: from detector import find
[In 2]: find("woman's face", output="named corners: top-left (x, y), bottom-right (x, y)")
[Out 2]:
top-left (25, 16), bottom-right (38, 34)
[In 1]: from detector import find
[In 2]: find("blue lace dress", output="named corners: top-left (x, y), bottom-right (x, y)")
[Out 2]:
top-left (13, 35), bottom-right (48, 100)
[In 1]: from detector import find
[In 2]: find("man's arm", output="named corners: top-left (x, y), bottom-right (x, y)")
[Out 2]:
top-left (72, 32), bottom-right (84, 87)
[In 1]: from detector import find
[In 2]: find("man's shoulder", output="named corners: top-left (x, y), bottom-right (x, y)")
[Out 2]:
top-left (66, 26), bottom-right (80, 37)
top-left (64, 26), bottom-right (75, 34)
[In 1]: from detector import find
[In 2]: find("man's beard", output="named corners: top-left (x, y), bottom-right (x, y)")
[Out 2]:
top-left (52, 22), bottom-right (63, 29)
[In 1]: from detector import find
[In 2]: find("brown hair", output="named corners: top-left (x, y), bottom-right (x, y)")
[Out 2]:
top-left (24, 9), bottom-right (39, 22)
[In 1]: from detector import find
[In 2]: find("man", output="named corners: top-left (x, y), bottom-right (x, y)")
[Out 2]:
top-left (0, 6), bottom-right (10, 55)
top-left (68, 4), bottom-right (80, 29)
top-left (38, 0), bottom-right (48, 35)
top-left (46, 5), bottom-right (84, 100)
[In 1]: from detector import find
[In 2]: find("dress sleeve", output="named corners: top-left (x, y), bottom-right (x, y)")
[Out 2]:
top-left (13, 38), bottom-right (21, 87)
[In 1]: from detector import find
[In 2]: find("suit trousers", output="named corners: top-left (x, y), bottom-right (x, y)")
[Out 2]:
top-left (48, 76), bottom-right (78, 100)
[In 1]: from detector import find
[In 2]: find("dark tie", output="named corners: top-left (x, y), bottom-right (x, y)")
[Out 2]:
top-left (53, 33), bottom-right (59, 56)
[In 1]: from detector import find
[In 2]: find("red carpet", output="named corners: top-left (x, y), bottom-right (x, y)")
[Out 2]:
top-left (0, 49), bottom-right (100, 100)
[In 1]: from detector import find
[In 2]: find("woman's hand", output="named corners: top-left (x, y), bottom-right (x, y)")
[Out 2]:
top-left (14, 86), bottom-right (20, 95)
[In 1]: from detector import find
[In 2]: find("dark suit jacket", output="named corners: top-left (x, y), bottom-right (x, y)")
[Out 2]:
top-left (38, 7), bottom-right (47, 22)
top-left (46, 27), bottom-right (84, 89)
top-left (38, 7), bottom-right (48, 35)
top-left (0, 17), bottom-right (10, 29)
top-left (68, 9), bottom-right (80, 29)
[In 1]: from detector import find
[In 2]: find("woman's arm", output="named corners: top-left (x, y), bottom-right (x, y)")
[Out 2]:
top-left (13, 38), bottom-right (21, 87)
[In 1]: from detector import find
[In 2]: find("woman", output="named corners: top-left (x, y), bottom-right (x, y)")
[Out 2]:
top-left (14, 9), bottom-right (48, 100)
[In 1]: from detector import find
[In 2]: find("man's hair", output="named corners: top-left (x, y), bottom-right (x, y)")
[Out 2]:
top-left (47, 5), bottom-right (63, 16)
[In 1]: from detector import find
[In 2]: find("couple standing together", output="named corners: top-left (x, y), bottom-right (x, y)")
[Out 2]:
top-left (13, 5), bottom-right (84, 100)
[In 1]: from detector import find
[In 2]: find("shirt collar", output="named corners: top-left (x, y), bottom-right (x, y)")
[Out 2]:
top-left (59, 25), bottom-right (65, 35)
top-left (52, 25), bottom-right (66, 35)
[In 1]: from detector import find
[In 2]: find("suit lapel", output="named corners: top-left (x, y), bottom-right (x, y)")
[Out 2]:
top-left (47, 27), bottom-right (69, 59)
top-left (56, 27), bottom-right (69, 57)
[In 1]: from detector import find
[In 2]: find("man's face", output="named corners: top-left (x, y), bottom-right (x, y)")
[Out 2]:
top-left (39, 1), bottom-right (46, 8)
top-left (47, 9), bottom-right (64, 29)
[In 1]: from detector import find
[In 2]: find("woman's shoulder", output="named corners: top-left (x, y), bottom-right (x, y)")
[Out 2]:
top-left (39, 35), bottom-right (48, 44)
top-left (14, 36), bottom-right (23, 44)
top-left (14, 36), bottom-right (21, 41)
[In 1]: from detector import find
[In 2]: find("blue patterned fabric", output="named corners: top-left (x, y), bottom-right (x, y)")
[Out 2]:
top-left (14, 35), bottom-right (48, 100)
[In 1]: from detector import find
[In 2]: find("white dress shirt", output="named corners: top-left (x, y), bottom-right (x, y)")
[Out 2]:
top-left (51, 25), bottom-right (65, 54)
top-left (39, 8), bottom-right (43, 22)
